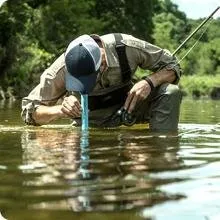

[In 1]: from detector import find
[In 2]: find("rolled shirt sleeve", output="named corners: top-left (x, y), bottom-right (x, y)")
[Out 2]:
top-left (21, 54), bottom-right (67, 125)
top-left (122, 36), bottom-right (182, 82)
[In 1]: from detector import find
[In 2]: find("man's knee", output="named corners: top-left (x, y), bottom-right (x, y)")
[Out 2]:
top-left (158, 83), bottom-right (182, 105)
top-left (149, 83), bottom-right (182, 132)
top-left (166, 84), bottom-right (182, 107)
top-left (160, 83), bottom-right (182, 111)
top-left (165, 84), bottom-right (181, 97)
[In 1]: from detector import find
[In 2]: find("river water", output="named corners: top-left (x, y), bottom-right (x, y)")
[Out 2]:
top-left (0, 98), bottom-right (219, 220)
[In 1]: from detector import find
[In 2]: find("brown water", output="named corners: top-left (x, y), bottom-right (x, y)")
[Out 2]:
top-left (0, 98), bottom-right (219, 220)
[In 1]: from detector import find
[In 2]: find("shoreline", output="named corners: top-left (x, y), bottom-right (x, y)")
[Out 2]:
top-left (0, 75), bottom-right (220, 100)
top-left (180, 75), bottom-right (220, 99)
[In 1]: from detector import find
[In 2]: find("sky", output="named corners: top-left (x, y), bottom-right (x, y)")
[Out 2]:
top-left (0, 0), bottom-right (219, 19)
top-left (0, 0), bottom-right (6, 7)
top-left (171, 0), bottom-right (220, 19)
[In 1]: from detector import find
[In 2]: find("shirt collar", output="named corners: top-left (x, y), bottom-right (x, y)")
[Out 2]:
top-left (90, 34), bottom-right (120, 68)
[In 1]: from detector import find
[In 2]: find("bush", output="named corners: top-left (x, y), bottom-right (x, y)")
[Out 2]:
top-left (180, 75), bottom-right (220, 97)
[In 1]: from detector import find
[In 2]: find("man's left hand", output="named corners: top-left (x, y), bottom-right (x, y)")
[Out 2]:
top-left (124, 79), bottom-right (152, 113)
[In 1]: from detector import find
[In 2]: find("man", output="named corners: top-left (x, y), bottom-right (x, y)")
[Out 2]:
top-left (21, 33), bottom-right (182, 131)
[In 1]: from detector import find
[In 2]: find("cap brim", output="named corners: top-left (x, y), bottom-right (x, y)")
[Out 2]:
top-left (65, 71), bottom-right (97, 94)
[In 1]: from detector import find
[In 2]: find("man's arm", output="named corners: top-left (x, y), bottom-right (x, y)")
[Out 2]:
top-left (32, 95), bottom-right (82, 125)
top-left (122, 37), bottom-right (181, 113)
top-left (32, 105), bottom-right (64, 125)
top-left (21, 54), bottom-right (83, 125)
top-left (124, 69), bottom-right (176, 113)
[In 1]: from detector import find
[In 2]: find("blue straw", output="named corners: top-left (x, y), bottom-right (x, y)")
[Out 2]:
top-left (80, 94), bottom-right (90, 180)
top-left (81, 94), bottom-right (89, 130)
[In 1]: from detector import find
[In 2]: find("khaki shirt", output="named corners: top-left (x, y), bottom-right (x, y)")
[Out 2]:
top-left (21, 33), bottom-right (182, 125)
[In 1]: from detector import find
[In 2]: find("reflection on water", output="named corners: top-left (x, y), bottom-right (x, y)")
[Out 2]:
top-left (0, 98), bottom-right (219, 220)
top-left (180, 98), bottom-right (220, 124)
top-left (18, 129), bottom-right (184, 212)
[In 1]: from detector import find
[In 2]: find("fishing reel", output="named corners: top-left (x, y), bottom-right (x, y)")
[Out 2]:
top-left (111, 107), bottom-right (136, 126)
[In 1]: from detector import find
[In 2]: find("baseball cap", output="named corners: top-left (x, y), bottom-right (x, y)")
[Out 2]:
top-left (65, 35), bottom-right (102, 94)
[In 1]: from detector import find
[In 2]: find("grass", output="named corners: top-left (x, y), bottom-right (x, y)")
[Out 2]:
top-left (135, 68), bottom-right (220, 97)
top-left (179, 75), bottom-right (220, 97)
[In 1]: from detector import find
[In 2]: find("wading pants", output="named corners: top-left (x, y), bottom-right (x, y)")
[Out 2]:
top-left (135, 83), bottom-right (182, 131)
top-left (76, 83), bottom-right (182, 132)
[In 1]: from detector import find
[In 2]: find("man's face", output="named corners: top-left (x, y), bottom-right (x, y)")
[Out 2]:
top-left (99, 48), bottom-right (107, 73)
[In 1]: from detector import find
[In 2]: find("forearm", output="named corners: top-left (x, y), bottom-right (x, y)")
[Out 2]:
top-left (147, 69), bottom-right (176, 88)
top-left (33, 105), bottom-right (65, 125)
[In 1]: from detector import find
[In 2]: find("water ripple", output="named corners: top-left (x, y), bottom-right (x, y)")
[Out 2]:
top-left (0, 122), bottom-right (219, 218)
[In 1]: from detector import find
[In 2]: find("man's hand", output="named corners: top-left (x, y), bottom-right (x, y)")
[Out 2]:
top-left (124, 79), bottom-right (151, 113)
top-left (124, 69), bottom-right (176, 113)
top-left (61, 95), bottom-right (81, 118)
top-left (32, 95), bottom-right (81, 125)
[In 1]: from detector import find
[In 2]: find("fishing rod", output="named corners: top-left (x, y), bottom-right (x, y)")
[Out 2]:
top-left (172, 6), bottom-right (220, 56)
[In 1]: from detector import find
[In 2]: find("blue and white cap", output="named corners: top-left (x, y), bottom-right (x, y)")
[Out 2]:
top-left (65, 35), bottom-right (102, 94)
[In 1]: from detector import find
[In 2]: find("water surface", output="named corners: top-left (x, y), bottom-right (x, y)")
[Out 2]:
top-left (0, 98), bottom-right (219, 220)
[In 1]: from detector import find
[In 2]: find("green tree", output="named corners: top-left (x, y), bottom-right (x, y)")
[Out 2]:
top-left (0, 0), bottom-right (157, 97)
top-left (32, 0), bottom-right (104, 55)
top-left (177, 18), bottom-right (220, 76)
top-left (0, 1), bottom-right (32, 90)
top-left (152, 0), bottom-right (189, 51)
top-left (0, 0), bottom-right (104, 96)
top-left (94, 0), bottom-right (154, 41)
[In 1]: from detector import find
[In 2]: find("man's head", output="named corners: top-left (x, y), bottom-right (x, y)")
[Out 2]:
top-left (65, 35), bottom-right (102, 94)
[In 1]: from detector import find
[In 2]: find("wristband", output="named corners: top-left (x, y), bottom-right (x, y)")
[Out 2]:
top-left (143, 76), bottom-right (155, 91)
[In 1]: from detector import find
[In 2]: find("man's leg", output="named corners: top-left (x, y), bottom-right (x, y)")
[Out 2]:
top-left (135, 83), bottom-right (182, 132)
top-left (149, 83), bottom-right (182, 131)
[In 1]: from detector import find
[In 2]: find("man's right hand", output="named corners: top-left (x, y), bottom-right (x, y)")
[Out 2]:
top-left (61, 95), bottom-right (82, 118)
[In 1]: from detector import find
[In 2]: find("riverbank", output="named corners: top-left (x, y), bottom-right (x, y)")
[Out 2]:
top-left (0, 74), bottom-right (220, 100)
top-left (136, 69), bottom-right (220, 99)
top-left (180, 75), bottom-right (220, 99)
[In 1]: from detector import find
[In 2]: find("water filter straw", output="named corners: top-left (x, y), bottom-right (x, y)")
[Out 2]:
top-left (80, 94), bottom-right (90, 180)
top-left (81, 94), bottom-right (89, 130)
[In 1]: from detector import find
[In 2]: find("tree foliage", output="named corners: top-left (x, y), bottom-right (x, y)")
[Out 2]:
top-left (0, 0), bottom-right (219, 97)
top-left (94, 0), bottom-right (154, 41)
top-left (153, 0), bottom-right (189, 51)
top-left (178, 18), bottom-right (220, 76)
